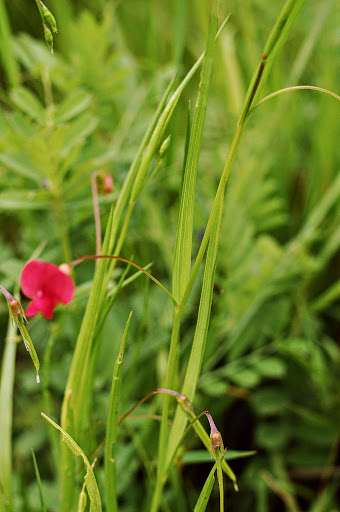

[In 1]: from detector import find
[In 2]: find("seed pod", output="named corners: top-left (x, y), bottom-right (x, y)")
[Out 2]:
top-left (40, 1), bottom-right (58, 33)
top-left (159, 135), bottom-right (171, 158)
top-left (43, 23), bottom-right (54, 53)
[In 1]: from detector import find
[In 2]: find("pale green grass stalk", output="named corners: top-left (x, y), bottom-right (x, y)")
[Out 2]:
top-left (104, 311), bottom-right (133, 512)
top-left (173, 0), bottom-right (188, 68)
top-left (216, 449), bottom-right (224, 512)
top-left (0, 318), bottom-right (17, 510)
top-left (0, 0), bottom-right (19, 87)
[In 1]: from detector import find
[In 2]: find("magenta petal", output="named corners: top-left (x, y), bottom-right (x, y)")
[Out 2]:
top-left (26, 297), bottom-right (56, 320)
top-left (44, 264), bottom-right (75, 304)
top-left (21, 259), bottom-right (75, 319)
top-left (21, 260), bottom-right (48, 298)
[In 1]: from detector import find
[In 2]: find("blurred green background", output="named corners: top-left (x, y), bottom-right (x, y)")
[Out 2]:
top-left (0, 0), bottom-right (339, 510)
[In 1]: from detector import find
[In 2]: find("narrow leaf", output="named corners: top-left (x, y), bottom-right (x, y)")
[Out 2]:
top-left (172, 6), bottom-right (219, 300)
top-left (104, 310), bottom-right (133, 512)
top-left (194, 465), bottom-right (215, 512)
top-left (0, 318), bottom-right (17, 510)
top-left (41, 413), bottom-right (102, 512)
top-left (31, 449), bottom-right (47, 512)
top-left (167, 198), bottom-right (224, 469)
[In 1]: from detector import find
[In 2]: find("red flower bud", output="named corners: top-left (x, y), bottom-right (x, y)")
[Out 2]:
top-left (95, 171), bottom-right (114, 195)
top-left (103, 174), bottom-right (114, 194)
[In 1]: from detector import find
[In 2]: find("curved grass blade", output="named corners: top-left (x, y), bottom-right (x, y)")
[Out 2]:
top-left (240, 0), bottom-right (307, 121)
top-left (41, 413), bottom-right (102, 512)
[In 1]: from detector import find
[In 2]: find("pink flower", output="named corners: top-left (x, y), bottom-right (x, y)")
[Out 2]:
top-left (20, 260), bottom-right (75, 320)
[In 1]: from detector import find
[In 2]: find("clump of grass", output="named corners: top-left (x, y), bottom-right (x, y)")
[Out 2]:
top-left (0, 0), bottom-right (339, 511)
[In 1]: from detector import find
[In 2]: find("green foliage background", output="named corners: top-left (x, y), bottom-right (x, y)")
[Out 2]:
top-left (0, 0), bottom-right (339, 511)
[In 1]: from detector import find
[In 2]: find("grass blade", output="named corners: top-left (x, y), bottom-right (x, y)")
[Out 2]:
top-left (166, 197), bottom-right (223, 470)
top-left (104, 310), bottom-right (133, 512)
top-left (150, 6), bottom-right (221, 509)
top-left (0, 0), bottom-right (19, 87)
top-left (194, 465), bottom-right (215, 512)
top-left (31, 448), bottom-right (47, 512)
top-left (0, 319), bottom-right (17, 510)
top-left (41, 413), bottom-right (102, 512)
top-left (172, 3), bottom-right (219, 301)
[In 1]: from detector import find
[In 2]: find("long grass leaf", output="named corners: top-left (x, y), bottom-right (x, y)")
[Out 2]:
top-left (194, 465), bottom-right (216, 512)
top-left (0, 320), bottom-right (17, 509)
top-left (166, 197), bottom-right (223, 469)
top-left (172, 5), bottom-right (218, 301)
top-left (104, 310), bottom-right (133, 512)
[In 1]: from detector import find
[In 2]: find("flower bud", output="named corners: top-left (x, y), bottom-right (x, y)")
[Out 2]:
top-left (0, 285), bottom-right (25, 319)
top-left (210, 430), bottom-right (224, 459)
top-left (9, 297), bottom-right (24, 317)
top-left (206, 411), bottom-right (224, 459)
top-left (58, 263), bottom-right (73, 276)
top-left (103, 174), bottom-right (114, 194)
top-left (96, 171), bottom-right (114, 195)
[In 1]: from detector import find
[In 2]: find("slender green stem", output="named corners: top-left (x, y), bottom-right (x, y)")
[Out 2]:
top-left (150, 308), bottom-right (182, 512)
top-left (180, 120), bottom-right (244, 313)
top-left (249, 85), bottom-right (340, 114)
top-left (0, 319), bottom-right (17, 509)
top-left (91, 172), bottom-right (102, 257)
top-left (0, 0), bottom-right (19, 87)
top-left (70, 255), bottom-right (177, 306)
top-left (216, 450), bottom-right (224, 512)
